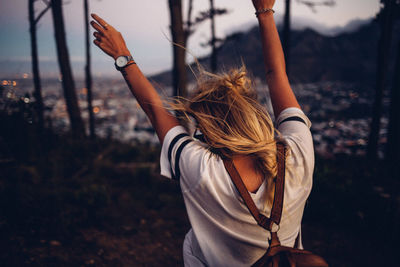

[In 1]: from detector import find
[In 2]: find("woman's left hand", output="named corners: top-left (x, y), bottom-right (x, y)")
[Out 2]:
top-left (90, 14), bottom-right (131, 59)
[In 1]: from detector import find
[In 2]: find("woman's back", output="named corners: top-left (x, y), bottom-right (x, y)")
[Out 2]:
top-left (90, 0), bottom-right (314, 265)
top-left (232, 155), bottom-right (264, 193)
top-left (160, 108), bottom-right (313, 266)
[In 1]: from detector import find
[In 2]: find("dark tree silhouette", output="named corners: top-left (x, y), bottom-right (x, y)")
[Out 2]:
top-left (209, 0), bottom-right (217, 72)
top-left (194, 2), bottom-right (228, 72)
top-left (386, 2), bottom-right (400, 175)
top-left (184, 0), bottom-right (194, 45)
top-left (84, 0), bottom-right (95, 139)
top-left (51, 0), bottom-right (85, 138)
top-left (387, 39), bottom-right (400, 175)
top-left (168, 0), bottom-right (188, 98)
top-left (28, 0), bottom-right (51, 134)
top-left (367, 0), bottom-right (395, 160)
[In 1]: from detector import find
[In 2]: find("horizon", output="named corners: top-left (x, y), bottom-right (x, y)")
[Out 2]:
top-left (0, 0), bottom-right (380, 78)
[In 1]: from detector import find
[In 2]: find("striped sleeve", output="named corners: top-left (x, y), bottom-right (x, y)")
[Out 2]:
top-left (275, 107), bottom-right (311, 129)
top-left (276, 107), bottom-right (314, 193)
top-left (160, 126), bottom-right (193, 180)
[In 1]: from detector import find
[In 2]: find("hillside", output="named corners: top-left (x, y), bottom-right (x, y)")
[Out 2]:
top-left (150, 20), bottom-right (398, 86)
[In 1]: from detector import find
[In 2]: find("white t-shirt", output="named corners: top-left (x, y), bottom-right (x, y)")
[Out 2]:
top-left (160, 107), bottom-right (314, 267)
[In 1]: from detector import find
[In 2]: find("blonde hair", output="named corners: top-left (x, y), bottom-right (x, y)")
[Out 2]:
top-left (170, 67), bottom-right (279, 199)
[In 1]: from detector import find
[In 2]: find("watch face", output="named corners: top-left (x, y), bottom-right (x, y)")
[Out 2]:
top-left (116, 56), bottom-right (128, 67)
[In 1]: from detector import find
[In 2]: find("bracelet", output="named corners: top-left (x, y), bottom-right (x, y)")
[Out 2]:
top-left (124, 61), bottom-right (136, 68)
top-left (255, 8), bottom-right (275, 17)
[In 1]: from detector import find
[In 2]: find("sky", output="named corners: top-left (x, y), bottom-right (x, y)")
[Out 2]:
top-left (0, 0), bottom-right (380, 78)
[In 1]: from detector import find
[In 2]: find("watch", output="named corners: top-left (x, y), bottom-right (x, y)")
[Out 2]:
top-left (115, 55), bottom-right (134, 71)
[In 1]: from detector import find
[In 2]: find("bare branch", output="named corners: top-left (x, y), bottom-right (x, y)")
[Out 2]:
top-left (297, 0), bottom-right (335, 13)
top-left (195, 8), bottom-right (228, 24)
top-left (34, 1), bottom-right (52, 25)
top-left (184, 0), bottom-right (194, 40)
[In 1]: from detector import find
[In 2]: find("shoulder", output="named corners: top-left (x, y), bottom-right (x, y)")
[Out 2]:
top-left (159, 125), bottom-right (220, 192)
top-left (276, 108), bottom-right (314, 187)
top-left (276, 107), bottom-right (313, 152)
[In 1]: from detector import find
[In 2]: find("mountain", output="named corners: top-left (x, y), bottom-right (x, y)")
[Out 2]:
top-left (274, 15), bottom-right (373, 36)
top-left (150, 20), bottom-right (398, 87)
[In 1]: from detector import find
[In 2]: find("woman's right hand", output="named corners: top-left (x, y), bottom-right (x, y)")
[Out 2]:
top-left (251, 0), bottom-right (275, 10)
top-left (90, 13), bottom-right (131, 60)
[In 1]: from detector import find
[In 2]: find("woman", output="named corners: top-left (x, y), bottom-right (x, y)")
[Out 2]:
top-left (91, 0), bottom-right (313, 265)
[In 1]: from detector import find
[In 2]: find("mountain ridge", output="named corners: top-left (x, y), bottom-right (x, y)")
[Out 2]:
top-left (150, 20), bottom-right (398, 87)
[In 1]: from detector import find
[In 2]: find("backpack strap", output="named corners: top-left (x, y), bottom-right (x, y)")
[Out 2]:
top-left (223, 142), bottom-right (286, 231)
top-left (270, 142), bottom-right (286, 225)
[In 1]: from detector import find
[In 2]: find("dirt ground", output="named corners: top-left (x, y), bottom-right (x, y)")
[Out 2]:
top-left (0, 164), bottom-right (397, 267)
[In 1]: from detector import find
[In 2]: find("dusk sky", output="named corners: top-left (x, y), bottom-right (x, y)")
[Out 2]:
top-left (0, 0), bottom-right (380, 77)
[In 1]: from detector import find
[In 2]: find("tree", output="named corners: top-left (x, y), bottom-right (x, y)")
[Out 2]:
top-left (194, 1), bottom-right (228, 72)
top-left (51, 0), bottom-right (85, 138)
top-left (84, 0), bottom-right (95, 139)
top-left (367, 0), bottom-right (395, 160)
top-left (386, 2), bottom-right (400, 175)
top-left (387, 40), bottom-right (400, 175)
top-left (209, 0), bottom-right (217, 72)
top-left (28, 0), bottom-right (51, 134)
top-left (168, 0), bottom-right (188, 98)
top-left (208, 0), bottom-right (228, 72)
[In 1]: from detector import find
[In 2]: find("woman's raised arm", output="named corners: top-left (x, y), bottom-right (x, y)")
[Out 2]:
top-left (90, 14), bottom-right (179, 144)
top-left (251, 0), bottom-right (300, 117)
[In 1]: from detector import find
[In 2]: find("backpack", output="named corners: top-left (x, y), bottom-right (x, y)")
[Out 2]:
top-left (223, 142), bottom-right (329, 267)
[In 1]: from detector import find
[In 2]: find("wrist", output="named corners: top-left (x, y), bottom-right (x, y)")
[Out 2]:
top-left (113, 50), bottom-right (131, 60)
top-left (115, 55), bottom-right (136, 71)
top-left (255, 8), bottom-right (275, 18)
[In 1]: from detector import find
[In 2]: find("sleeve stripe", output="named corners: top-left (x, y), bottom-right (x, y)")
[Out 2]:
top-left (168, 133), bottom-right (189, 166)
top-left (279, 116), bottom-right (306, 126)
top-left (173, 139), bottom-right (193, 181)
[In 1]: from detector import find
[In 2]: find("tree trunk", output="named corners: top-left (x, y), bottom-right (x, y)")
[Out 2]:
top-left (367, 0), bottom-right (394, 160)
top-left (283, 0), bottom-right (291, 75)
top-left (210, 0), bottom-right (217, 72)
top-left (51, 0), bottom-right (85, 138)
top-left (84, 0), bottom-right (95, 139)
top-left (168, 0), bottom-right (187, 98)
top-left (28, 0), bottom-right (45, 134)
top-left (386, 39), bottom-right (400, 175)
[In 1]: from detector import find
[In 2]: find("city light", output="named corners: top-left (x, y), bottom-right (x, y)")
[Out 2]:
top-left (93, 107), bottom-right (100, 113)
top-left (23, 73), bottom-right (29, 79)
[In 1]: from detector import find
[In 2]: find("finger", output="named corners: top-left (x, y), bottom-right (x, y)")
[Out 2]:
top-left (90, 20), bottom-right (106, 35)
top-left (93, 31), bottom-right (101, 40)
top-left (93, 32), bottom-right (112, 48)
top-left (91, 13), bottom-right (111, 30)
top-left (93, 31), bottom-right (105, 41)
top-left (93, 40), bottom-right (114, 57)
top-left (93, 31), bottom-right (109, 43)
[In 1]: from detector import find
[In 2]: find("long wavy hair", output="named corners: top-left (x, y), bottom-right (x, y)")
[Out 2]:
top-left (170, 66), bottom-right (279, 198)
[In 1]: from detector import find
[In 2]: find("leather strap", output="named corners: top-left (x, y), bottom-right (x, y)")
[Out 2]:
top-left (223, 142), bottom-right (286, 231)
top-left (270, 143), bottom-right (285, 225)
top-left (223, 160), bottom-right (273, 230)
